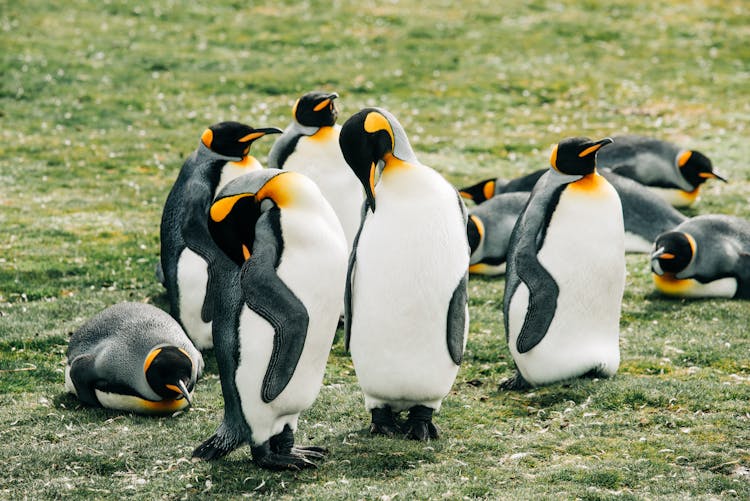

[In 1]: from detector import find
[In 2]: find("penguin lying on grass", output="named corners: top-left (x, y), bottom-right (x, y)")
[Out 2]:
top-left (160, 122), bottom-right (281, 350)
top-left (501, 137), bottom-right (625, 390)
top-left (596, 135), bottom-right (726, 208)
top-left (65, 302), bottom-right (203, 414)
top-left (651, 215), bottom-right (750, 299)
top-left (340, 107), bottom-right (469, 440)
top-left (192, 169), bottom-right (347, 470)
top-left (464, 167), bottom-right (686, 275)
top-left (268, 91), bottom-right (364, 253)
top-left (460, 135), bottom-right (726, 209)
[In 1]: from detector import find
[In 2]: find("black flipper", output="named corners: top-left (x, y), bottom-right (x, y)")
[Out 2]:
top-left (68, 354), bottom-right (100, 407)
top-left (447, 272), bottom-right (468, 365)
top-left (503, 171), bottom-right (569, 354)
top-left (344, 201), bottom-right (369, 352)
top-left (240, 210), bottom-right (309, 403)
top-left (735, 253), bottom-right (750, 299)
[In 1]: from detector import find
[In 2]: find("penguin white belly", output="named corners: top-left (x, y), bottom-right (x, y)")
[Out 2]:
top-left (235, 210), bottom-right (347, 445)
top-left (624, 231), bottom-right (654, 253)
top-left (648, 186), bottom-right (699, 208)
top-left (510, 183), bottom-right (625, 386)
top-left (652, 274), bottom-right (737, 298)
top-left (176, 249), bottom-right (212, 350)
top-left (215, 159), bottom-right (262, 198)
top-left (64, 365), bottom-right (76, 395)
top-left (284, 133), bottom-right (364, 251)
top-left (350, 177), bottom-right (467, 412)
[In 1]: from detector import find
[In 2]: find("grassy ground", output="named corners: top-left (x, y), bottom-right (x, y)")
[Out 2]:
top-left (2, 0), bottom-right (749, 498)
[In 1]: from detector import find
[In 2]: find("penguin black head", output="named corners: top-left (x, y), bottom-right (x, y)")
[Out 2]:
top-left (459, 178), bottom-right (496, 204)
top-left (293, 91), bottom-right (339, 128)
top-left (651, 231), bottom-right (695, 274)
top-left (201, 121), bottom-right (282, 159)
top-left (550, 137), bottom-right (614, 176)
top-left (144, 345), bottom-right (195, 405)
top-left (677, 150), bottom-right (727, 188)
top-left (339, 108), bottom-right (403, 211)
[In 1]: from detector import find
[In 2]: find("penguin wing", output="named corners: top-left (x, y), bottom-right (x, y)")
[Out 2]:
top-left (503, 174), bottom-right (565, 353)
top-left (267, 128), bottom-right (303, 170)
top-left (446, 272), bottom-right (468, 365)
top-left (734, 252), bottom-right (750, 299)
top-left (240, 211), bottom-right (310, 403)
top-left (344, 202), bottom-right (369, 352)
top-left (181, 180), bottom-right (235, 323)
top-left (68, 353), bottom-right (101, 407)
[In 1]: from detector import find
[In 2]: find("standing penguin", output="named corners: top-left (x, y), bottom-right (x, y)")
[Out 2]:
top-left (65, 302), bottom-right (203, 414)
top-left (596, 135), bottom-right (727, 208)
top-left (160, 121), bottom-right (281, 350)
top-left (267, 91), bottom-right (364, 252)
top-left (650, 215), bottom-right (750, 299)
top-left (192, 169), bottom-right (347, 470)
top-left (501, 137), bottom-right (625, 390)
top-left (339, 107), bottom-right (469, 440)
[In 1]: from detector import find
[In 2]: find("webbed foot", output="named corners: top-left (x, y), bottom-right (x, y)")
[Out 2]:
top-left (404, 405), bottom-right (439, 441)
top-left (251, 442), bottom-right (318, 471)
top-left (499, 371), bottom-right (532, 391)
top-left (369, 406), bottom-right (401, 436)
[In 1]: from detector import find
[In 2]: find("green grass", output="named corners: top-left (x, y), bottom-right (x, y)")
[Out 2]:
top-left (2, 0), bottom-right (749, 498)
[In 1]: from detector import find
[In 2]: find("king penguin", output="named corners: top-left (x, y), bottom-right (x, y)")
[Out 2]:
top-left (192, 168), bottom-right (347, 470)
top-left (267, 91), bottom-right (364, 253)
top-left (596, 135), bottom-right (727, 208)
top-left (65, 302), bottom-right (203, 414)
top-left (501, 136), bottom-right (625, 390)
top-left (160, 121), bottom-right (281, 350)
top-left (650, 215), bottom-right (750, 299)
top-left (339, 107), bottom-right (469, 440)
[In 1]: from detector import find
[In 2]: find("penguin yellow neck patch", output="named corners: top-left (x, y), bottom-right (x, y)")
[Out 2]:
top-left (568, 171), bottom-right (605, 193)
top-left (310, 126), bottom-right (336, 142)
top-left (652, 273), bottom-right (695, 295)
top-left (257, 171), bottom-right (305, 208)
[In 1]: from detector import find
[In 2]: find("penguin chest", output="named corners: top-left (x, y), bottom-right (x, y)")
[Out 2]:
top-left (215, 158), bottom-right (263, 198)
top-left (234, 210), bottom-right (347, 444)
top-left (284, 134), bottom-right (364, 249)
top-left (510, 180), bottom-right (625, 384)
top-left (176, 248), bottom-right (212, 350)
top-left (350, 175), bottom-right (468, 408)
top-left (652, 273), bottom-right (737, 298)
top-left (648, 186), bottom-right (700, 208)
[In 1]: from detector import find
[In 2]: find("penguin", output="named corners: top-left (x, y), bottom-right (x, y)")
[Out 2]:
top-left (467, 192), bottom-right (529, 276)
top-left (339, 107), bottom-right (469, 440)
top-left (501, 137), bottom-right (625, 390)
top-left (267, 91), bottom-right (364, 253)
top-left (64, 302), bottom-right (203, 414)
top-left (650, 215), bottom-right (750, 299)
top-left (462, 166), bottom-right (686, 265)
top-left (159, 121), bottom-right (281, 350)
top-left (460, 173), bottom-right (542, 204)
top-left (192, 169), bottom-right (347, 470)
top-left (595, 135), bottom-right (727, 208)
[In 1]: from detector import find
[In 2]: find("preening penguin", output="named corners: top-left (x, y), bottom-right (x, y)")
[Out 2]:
top-left (192, 169), bottom-right (347, 470)
top-left (267, 91), bottom-right (364, 252)
top-left (160, 121), bottom-right (281, 350)
top-left (596, 135), bottom-right (727, 208)
top-left (501, 137), bottom-right (625, 390)
top-left (468, 192), bottom-right (529, 276)
top-left (651, 215), bottom-right (750, 299)
top-left (339, 107), bottom-right (469, 440)
top-left (64, 302), bottom-right (203, 414)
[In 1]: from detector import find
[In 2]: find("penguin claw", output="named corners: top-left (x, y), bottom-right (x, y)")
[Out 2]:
top-left (404, 421), bottom-right (440, 441)
top-left (369, 421), bottom-right (402, 437)
top-left (369, 406), bottom-right (401, 436)
top-left (253, 452), bottom-right (318, 471)
top-left (498, 372), bottom-right (532, 391)
top-left (192, 437), bottom-right (235, 461)
top-left (292, 446), bottom-right (328, 460)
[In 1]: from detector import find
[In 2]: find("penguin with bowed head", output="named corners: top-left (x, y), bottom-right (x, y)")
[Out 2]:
top-left (65, 302), bottom-right (203, 414)
top-left (339, 107), bottom-right (469, 440)
top-left (267, 91), bottom-right (364, 253)
top-left (501, 136), bottom-right (625, 390)
top-left (159, 121), bottom-right (281, 350)
top-left (192, 168), bottom-right (348, 470)
top-left (595, 135), bottom-right (727, 208)
top-left (650, 215), bottom-right (750, 299)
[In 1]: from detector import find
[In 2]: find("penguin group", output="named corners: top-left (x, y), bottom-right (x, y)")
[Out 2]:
top-left (63, 90), bottom-right (748, 472)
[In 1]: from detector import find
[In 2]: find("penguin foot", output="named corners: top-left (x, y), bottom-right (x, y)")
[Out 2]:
top-left (499, 371), bottom-right (532, 391)
top-left (369, 406), bottom-right (401, 436)
top-left (251, 443), bottom-right (318, 471)
top-left (193, 433), bottom-right (240, 461)
top-left (403, 405), bottom-right (439, 441)
top-left (292, 446), bottom-right (328, 460)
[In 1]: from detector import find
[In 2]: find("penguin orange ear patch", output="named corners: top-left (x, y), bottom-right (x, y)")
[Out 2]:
top-left (210, 193), bottom-right (255, 222)
top-left (364, 111), bottom-right (395, 150)
top-left (201, 129), bottom-right (214, 148)
top-left (550, 145), bottom-right (559, 170)
top-left (482, 181), bottom-right (496, 201)
top-left (677, 150), bottom-right (693, 168)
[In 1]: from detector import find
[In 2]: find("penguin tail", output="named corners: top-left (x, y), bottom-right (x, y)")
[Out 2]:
top-left (193, 425), bottom-right (244, 461)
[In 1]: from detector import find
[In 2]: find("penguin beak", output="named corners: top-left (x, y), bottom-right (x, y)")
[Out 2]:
top-left (650, 246), bottom-right (674, 260)
top-left (166, 380), bottom-right (193, 407)
top-left (242, 127), bottom-right (283, 141)
top-left (699, 170), bottom-right (728, 182)
top-left (362, 162), bottom-right (377, 212)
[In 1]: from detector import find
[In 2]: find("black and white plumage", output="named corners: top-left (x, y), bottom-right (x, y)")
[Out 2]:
top-left (65, 302), bottom-right (203, 414)
top-left (159, 121), bottom-right (281, 350)
top-left (651, 215), bottom-right (750, 299)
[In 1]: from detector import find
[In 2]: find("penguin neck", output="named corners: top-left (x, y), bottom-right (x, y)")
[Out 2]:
top-left (568, 169), bottom-right (606, 193)
top-left (309, 125), bottom-right (338, 143)
top-left (381, 152), bottom-right (415, 172)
